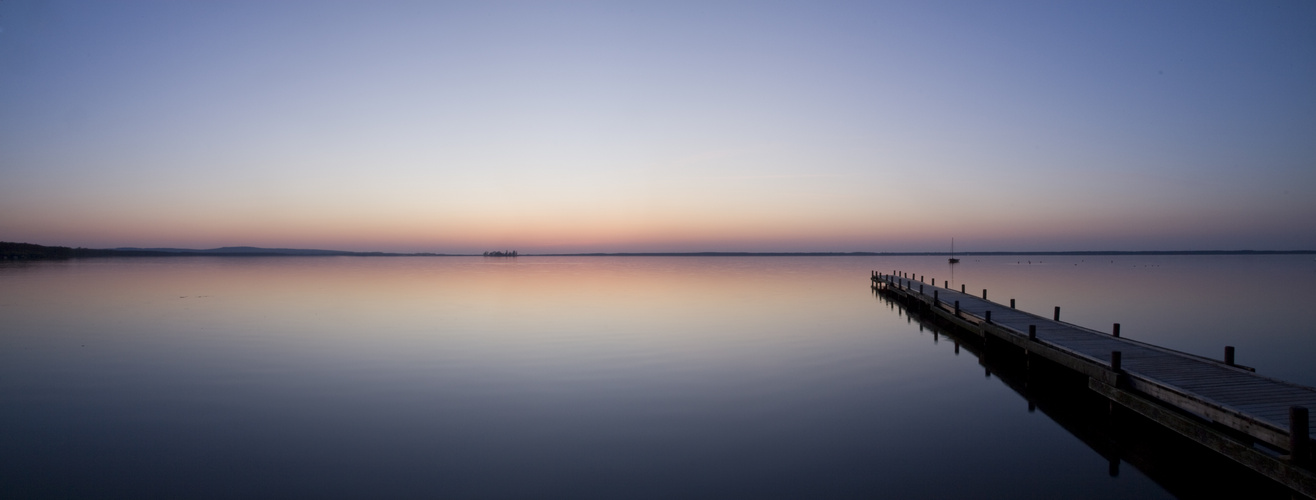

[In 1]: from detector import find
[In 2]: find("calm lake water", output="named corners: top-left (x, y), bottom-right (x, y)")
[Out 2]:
top-left (2, 255), bottom-right (1313, 499)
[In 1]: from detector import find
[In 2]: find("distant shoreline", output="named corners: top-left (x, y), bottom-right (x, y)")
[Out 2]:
top-left (536, 250), bottom-right (1316, 257)
top-left (4, 242), bottom-right (1314, 261)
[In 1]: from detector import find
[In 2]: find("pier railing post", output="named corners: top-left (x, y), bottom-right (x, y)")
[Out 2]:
top-left (982, 289), bottom-right (987, 299)
top-left (985, 310), bottom-right (992, 323)
top-left (1111, 350), bottom-right (1123, 387)
top-left (961, 284), bottom-right (965, 293)
top-left (954, 300), bottom-right (960, 316)
top-left (1054, 307), bottom-right (1061, 321)
top-left (1028, 325), bottom-right (1036, 341)
top-left (1291, 406), bottom-right (1310, 463)
top-left (934, 290), bottom-right (939, 303)
top-left (1010, 299), bottom-right (1015, 309)
top-left (1225, 346), bottom-right (1235, 366)
top-left (1113, 323), bottom-right (1120, 338)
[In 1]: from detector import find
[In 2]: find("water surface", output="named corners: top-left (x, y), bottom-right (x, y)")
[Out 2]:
top-left (2, 255), bottom-right (1312, 498)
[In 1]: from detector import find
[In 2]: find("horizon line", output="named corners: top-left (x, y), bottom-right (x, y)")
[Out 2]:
top-left (4, 242), bottom-right (1316, 259)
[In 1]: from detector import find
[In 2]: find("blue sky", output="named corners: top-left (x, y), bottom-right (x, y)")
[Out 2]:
top-left (1, 1), bottom-right (1313, 252)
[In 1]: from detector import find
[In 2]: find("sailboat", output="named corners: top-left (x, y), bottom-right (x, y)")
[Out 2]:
top-left (948, 238), bottom-right (960, 264)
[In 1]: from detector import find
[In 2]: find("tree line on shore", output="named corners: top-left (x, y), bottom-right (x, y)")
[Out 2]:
top-left (0, 242), bottom-right (141, 260)
top-left (482, 250), bottom-right (518, 257)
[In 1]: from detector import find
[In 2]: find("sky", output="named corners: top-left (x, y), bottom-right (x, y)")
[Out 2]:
top-left (1, 1), bottom-right (1313, 253)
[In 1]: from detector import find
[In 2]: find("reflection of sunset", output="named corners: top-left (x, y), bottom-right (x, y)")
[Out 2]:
top-left (5, 254), bottom-right (1315, 498)
top-left (11, 257), bottom-right (888, 367)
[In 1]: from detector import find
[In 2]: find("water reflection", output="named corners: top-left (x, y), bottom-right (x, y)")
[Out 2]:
top-left (1, 255), bottom-right (1308, 499)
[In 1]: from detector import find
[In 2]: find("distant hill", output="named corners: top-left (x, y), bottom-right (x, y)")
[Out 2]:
top-left (113, 246), bottom-right (394, 256)
top-left (5, 241), bottom-right (1314, 261)
top-left (2, 242), bottom-right (447, 260)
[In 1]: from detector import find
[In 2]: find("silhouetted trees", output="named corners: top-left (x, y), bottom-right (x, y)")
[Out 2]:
top-left (0, 242), bottom-right (129, 260)
top-left (482, 250), bottom-right (518, 257)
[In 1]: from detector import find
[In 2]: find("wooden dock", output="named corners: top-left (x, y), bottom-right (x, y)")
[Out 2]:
top-left (873, 271), bottom-right (1316, 498)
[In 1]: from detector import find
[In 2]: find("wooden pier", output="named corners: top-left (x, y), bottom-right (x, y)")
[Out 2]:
top-left (873, 271), bottom-right (1316, 498)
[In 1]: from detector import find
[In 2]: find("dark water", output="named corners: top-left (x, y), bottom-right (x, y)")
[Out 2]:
top-left (2, 255), bottom-right (1313, 499)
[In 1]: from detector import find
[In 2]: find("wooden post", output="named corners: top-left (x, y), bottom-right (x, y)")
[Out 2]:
top-left (1028, 324), bottom-right (1036, 341)
top-left (934, 290), bottom-right (939, 303)
top-left (1112, 323), bottom-right (1120, 337)
top-left (1010, 299), bottom-right (1015, 309)
top-left (961, 284), bottom-right (965, 293)
top-left (1111, 351), bottom-right (1122, 372)
top-left (919, 275), bottom-right (923, 282)
top-left (1291, 406), bottom-right (1309, 462)
top-left (944, 280), bottom-right (948, 288)
top-left (1225, 346), bottom-right (1235, 366)
top-left (1054, 306), bottom-right (1060, 321)
top-left (919, 284), bottom-right (924, 294)
top-left (954, 300), bottom-right (960, 316)
top-left (985, 310), bottom-right (992, 323)
top-left (982, 289), bottom-right (987, 299)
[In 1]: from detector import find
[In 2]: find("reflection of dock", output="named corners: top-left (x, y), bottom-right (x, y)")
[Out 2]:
top-left (873, 271), bottom-right (1316, 498)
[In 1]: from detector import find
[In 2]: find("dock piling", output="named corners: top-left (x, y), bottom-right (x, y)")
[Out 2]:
top-left (1028, 325), bottom-right (1036, 341)
top-left (1111, 350), bottom-right (1122, 372)
top-left (982, 289), bottom-right (987, 299)
top-left (1113, 323), bottom-right (1121, 338)
top-left (1225, 346), bottom-right (1235, 366)
top-left (1291, 406), bottom-right (1310, 462)
top-left (954, 300), bottom-right (960, 316)
top-left (1054, 306), bottom-right (1061, 321)
top-left (961, 284), bottom-right (966, 293)
top-left (1010, 299), bottom-right (1015, 309)
top-left (985, 310), bottom-right (992, 323)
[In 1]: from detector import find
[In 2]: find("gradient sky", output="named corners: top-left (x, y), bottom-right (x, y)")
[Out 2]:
top-left (1, 1), bottom-right (1313, 253)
